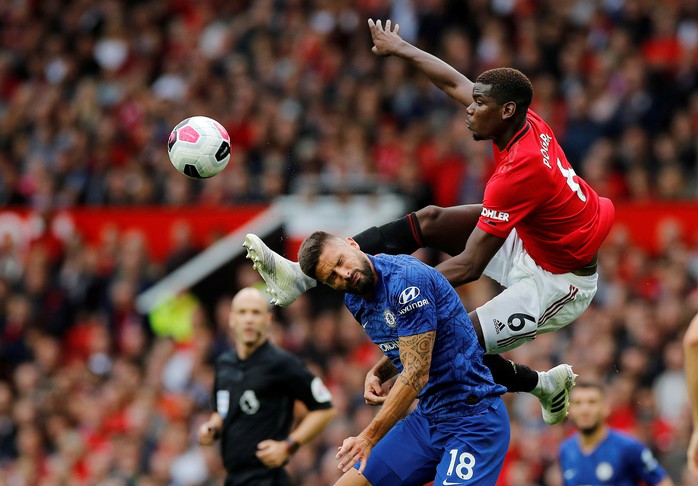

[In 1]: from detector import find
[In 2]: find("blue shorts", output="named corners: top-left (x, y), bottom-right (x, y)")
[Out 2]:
top-left (359, 399), bottom-right (510, 486)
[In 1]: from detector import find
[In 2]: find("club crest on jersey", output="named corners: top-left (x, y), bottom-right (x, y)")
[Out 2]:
top-left (239, 390), bottom-right (260, 415)
top-left (595, 462), bottom-right (613, 481)
top-left (383, 309), bottom-right (396, 328)
top-left (399, 286), bottom-right (421, 304)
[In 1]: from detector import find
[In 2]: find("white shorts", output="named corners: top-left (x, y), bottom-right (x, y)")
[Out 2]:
top-left (476, 230), bottom-right (598, 354)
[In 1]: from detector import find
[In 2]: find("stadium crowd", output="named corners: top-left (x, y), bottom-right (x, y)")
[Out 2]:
top-left (1, 0), bottom-right (698, 485)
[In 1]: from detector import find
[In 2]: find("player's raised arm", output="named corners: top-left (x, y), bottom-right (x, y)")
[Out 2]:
top-left (368, 19), bottom-right (474, 107)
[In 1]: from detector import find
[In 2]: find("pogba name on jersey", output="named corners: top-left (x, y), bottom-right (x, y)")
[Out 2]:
top-left (539, 133), bottom-right (552, 168)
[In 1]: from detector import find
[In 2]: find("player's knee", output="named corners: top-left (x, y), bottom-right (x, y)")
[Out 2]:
top-left (414, 205), bottom-right (443, 236)
top-left (469, 310), bottom-right (486, 350)
top-left (415, 204), bottom-right (482, 230)
top-left (333, 468), bottom-right (372, 486)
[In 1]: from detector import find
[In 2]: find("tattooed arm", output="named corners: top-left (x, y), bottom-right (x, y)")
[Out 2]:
top-left (363, 331), bottom-right (435, 440)
top-left (336, 330), bottom-right (435, 474)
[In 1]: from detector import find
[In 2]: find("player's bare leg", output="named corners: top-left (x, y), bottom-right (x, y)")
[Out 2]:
top-left (333, 468), bottom-right (371, 486)
top-left (352, 204), bottom-right (481, 257)
top-left (414, 204), bottom-right (482, 256)
top-left (243, 234), bottom-right (316, 307)
top-left (244, 204), bottom-right (481, 306)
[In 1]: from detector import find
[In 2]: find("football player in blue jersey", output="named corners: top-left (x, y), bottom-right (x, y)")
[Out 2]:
top-left (559, 382), bottom-right (674, 486)
top-left (297, 231), bottom-right (510, 486)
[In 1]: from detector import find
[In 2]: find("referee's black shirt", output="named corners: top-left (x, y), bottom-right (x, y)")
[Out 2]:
top-left (212, 341), bottom-right (333, 476)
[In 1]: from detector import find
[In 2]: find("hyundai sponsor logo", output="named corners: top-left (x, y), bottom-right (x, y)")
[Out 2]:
top-left (398, 299), bottom-right (430, 315)
top-left (399, 286), bottom-right (421, 305)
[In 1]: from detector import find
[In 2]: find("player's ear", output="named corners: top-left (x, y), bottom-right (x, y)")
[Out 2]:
top-left (346, 237), bottom-right (360, 250)
top-left (502, 101), bottom-right (517, 120)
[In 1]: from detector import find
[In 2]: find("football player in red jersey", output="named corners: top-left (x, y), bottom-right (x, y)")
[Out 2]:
top-left (244, 19), bottom-right (614, 426)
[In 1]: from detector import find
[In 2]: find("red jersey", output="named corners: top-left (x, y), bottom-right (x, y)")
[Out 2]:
top-left (477, 110), bottom-right (615, 274)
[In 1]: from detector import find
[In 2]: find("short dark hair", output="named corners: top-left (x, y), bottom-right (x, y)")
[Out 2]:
top-left (475, 68), bottom-right (533, 112)
top-left (298, 231), bottom-right (337, 281)
top-left (572, 381), bottom-right (606, 395)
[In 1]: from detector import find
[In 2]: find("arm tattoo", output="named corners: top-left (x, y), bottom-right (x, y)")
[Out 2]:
top-left (398, 331), bottom-right (435, 393)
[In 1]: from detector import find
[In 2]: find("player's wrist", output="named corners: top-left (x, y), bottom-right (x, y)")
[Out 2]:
top-left (284, 437), bottom-right (300, 455)
top-left (358, 432), bottom-right (375, 447)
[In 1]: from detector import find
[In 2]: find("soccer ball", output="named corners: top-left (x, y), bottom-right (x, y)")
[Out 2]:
top-left (167, 116), bottom-right (231, 179)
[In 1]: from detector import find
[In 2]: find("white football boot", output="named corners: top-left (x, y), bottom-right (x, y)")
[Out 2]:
top-left (530, 364), bottom-right (578, 425)
top-left (243, 234), bottom-right (317, 306)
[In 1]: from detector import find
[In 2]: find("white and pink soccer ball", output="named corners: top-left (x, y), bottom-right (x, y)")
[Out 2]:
top-left (167, 116), bottom-right (231, 179)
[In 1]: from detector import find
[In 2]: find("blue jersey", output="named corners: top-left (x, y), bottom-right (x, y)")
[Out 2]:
top-left (344, 254), bottom-right (506, 420)
top-left (559, 429), bottom-right (668, 486)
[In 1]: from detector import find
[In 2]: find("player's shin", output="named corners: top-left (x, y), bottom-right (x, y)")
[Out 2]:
top-left (483, 355), bottom-right (538, 393)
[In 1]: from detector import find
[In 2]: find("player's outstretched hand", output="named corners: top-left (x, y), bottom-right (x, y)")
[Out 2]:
top-left (368, 19), bottom-right (402, 57)
top-left (689, 429), bottom-right (698, 475)
top-left (256, 439), bottom-right (291, 468)
top-left (336, 434), bottom-right (373, 475)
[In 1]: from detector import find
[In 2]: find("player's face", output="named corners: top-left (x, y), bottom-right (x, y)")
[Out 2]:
top-left (466, 83), bottom-right (504, 141)
top-left (315, 238), bottom-right (376, 296)
top-left (229, 290), bottom-right (270, 347)
top-left (569, 386), bottom-right (608, 434)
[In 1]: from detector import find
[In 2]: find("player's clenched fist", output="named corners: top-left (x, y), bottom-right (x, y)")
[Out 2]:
top-left (198, 423), bottom-right (218, 446)
top-left (368, 19), bottom-right (402, 56)
top-left (363, 373), bottom-right (385, 406)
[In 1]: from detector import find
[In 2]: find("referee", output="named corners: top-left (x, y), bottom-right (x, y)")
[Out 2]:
top-left (198, 287), bottom-right (336, 486)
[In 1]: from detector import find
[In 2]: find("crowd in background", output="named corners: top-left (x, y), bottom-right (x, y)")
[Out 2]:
top-left (1, 0), bottom-right (698, 485)
top-left (1, 0), bottom-right (698, 208)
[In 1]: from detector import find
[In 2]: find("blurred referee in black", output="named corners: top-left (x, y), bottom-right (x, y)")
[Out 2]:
top-left (198, 287), bottom-right (336, 485)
